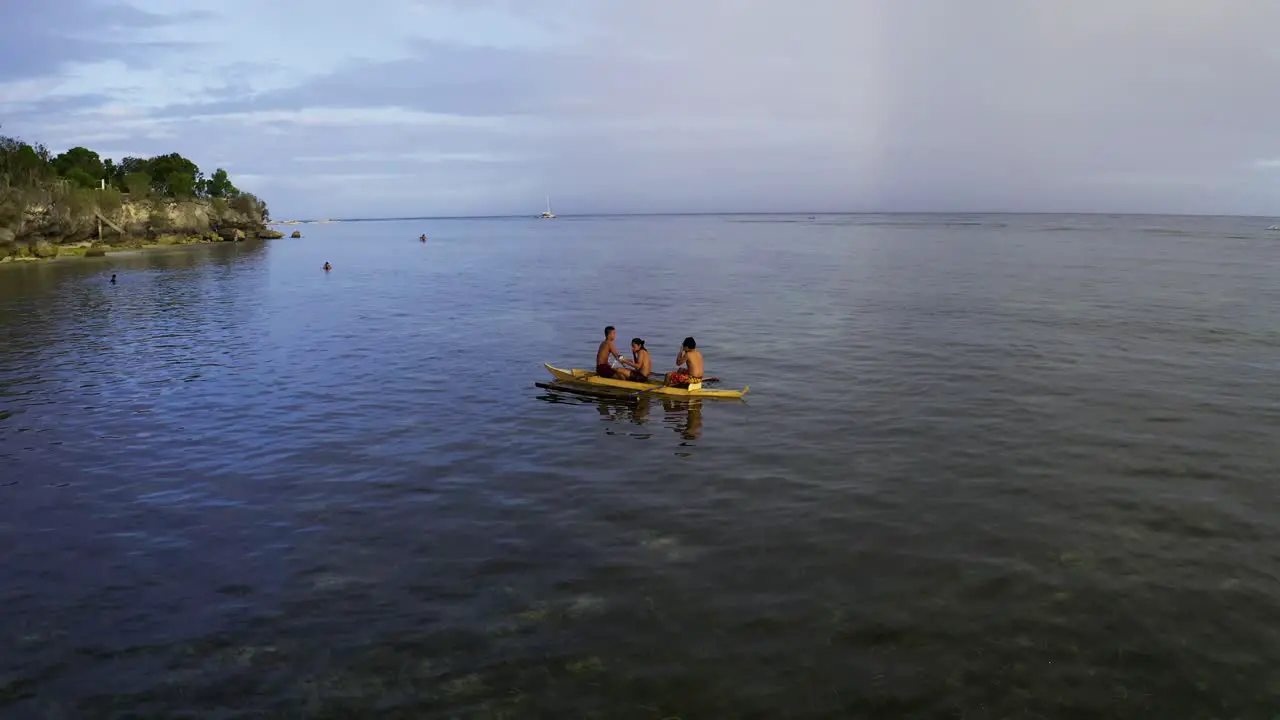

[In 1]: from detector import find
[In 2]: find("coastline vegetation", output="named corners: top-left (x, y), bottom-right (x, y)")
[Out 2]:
top-left (1, 127), bottom-right (272, 262)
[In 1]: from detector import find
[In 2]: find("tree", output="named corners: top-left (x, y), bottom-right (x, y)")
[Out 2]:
top-left (52, 146), bottom-right (104, 184)
top-left (64, 168), bottom-right (99, 189)
top-left (0, 134), bottom-right (55, 188)
top-left (111, 156), bottom-right (147, 192)
top-left (166, 170), bottom-right (196, 199)
top-left (203, 167), bottom-right (238, 198)
top-left (144, 152), bottom-right (199, 196)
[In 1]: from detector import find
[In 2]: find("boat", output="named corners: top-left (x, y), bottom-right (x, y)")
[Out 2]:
top-left (542, 363), bottom-right (749, 399)
top-left (539, 194), bottom-right (556, 219)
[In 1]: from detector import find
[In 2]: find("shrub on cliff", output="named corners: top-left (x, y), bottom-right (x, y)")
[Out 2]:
top-left (229, 192), bottom-right (269, 223)
top-left (61, 184), bottom-right (99, 217)
top-left (0, 187), bottom-right (23, 227)
top-left (147, 198), bottom-right (172, 234)
top-left (210, 197), bottom-right (229, 219)
top-left (123, 172), bottom-right (151, 197)
top-left (96, 187), bottom-right (123, 215)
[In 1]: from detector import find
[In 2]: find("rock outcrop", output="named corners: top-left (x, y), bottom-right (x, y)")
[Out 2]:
top-left (0, 193), bottom-right (267, 259)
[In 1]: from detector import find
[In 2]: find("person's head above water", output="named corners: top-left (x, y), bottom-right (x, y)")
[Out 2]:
top-left (682, 337), bottom-right (696, 350)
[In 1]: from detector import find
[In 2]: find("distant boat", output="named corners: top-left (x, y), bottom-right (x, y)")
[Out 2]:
top-left (539, 194), bottom-right (556, 219)
top-left (1268, 225), bottom-right (1280, 231)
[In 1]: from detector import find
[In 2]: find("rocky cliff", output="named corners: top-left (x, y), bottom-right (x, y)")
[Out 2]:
top-left (0, 189), bottom-right (270, 260)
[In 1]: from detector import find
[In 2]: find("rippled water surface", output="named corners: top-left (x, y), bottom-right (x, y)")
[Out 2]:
top-left (3, 213), bottom-right (1280, 718)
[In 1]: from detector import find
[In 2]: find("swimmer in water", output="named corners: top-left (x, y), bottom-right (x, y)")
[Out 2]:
top-left (323, 262), bottom-right (332, 271)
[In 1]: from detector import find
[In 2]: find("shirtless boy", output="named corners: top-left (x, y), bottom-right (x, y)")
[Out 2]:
top-left (596, 325), bottom-right (625, 378)
top-left (668, 336), bottom-right (703, 386)
top-left (616, 337), bottom-right (652, 382)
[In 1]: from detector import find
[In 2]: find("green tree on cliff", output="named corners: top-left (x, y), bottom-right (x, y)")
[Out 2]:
top-left (166, 171), bottom-right (197, 199)
top-left (145, 153), bottom-right (200, 197)
top-left (202, 168), bottom-right (239, 198)
top-left (52, 147), bottom-right (104, 187)
top-left (0, 133), bottom-right (56, 188)
top-left (111, 156), bottom-right (146, 191)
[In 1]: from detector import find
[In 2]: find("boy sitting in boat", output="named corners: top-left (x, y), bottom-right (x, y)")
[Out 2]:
top-left (615, 337), bottom-right (652, 382)
top-left (667, 337), bottom-right (703, 387)
top-left (596, 325), bottom-right (625, 379)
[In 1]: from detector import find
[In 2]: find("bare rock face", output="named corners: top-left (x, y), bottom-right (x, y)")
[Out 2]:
top-left (258, 229), bottom-right (285, 239)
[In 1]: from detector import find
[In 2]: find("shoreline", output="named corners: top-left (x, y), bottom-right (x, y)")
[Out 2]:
top-left (0, 234), bottom-right (276, 267)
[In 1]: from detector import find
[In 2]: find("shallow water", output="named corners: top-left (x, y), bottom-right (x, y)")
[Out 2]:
top-left (2, 213), bottom-right (1280, 718)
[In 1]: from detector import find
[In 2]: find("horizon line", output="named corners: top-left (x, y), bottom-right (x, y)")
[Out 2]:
top-left (275, 209), bottom-right (1280, 223)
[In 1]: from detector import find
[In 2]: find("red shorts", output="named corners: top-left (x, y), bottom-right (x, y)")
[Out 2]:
top-left (596, 363), bottom-right (619, 379)
top-left (667, 371), bottom-right (691, 385)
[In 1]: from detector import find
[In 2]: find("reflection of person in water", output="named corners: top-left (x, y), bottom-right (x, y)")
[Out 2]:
top-left (631, 395), bottom-right (651, 425)
top-left (683, 402), bottom-right (703, 440)
top-left (595, 398), bottom-right (651, 434)
top-left (661, 399), bottom-right (703, 440)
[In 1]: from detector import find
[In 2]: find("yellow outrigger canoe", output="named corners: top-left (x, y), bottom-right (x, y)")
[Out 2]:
top-left (543, 363), bottom-right (749, 399)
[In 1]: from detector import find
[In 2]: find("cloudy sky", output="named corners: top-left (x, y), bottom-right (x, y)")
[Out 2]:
top-left (2, 0), bottom-right (1279, 218)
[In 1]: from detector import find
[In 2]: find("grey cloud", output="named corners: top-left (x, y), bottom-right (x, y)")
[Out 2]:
top-left (10, 0), bottom-right (1280, 217)
top-left (1, 92), bottom-right (115, 120)
top-left (153, 42), bottom-right (587, 120)
top-left (547, 0), bottom-right (1280, 215)
top-left (0, 1), bottom-right (205, 81)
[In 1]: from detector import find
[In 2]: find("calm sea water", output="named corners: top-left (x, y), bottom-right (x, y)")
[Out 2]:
top-left (2, 213), bottom-right (1279, 718)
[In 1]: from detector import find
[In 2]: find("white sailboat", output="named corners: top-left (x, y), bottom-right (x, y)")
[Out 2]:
top-left (539, 193), bottom-right (556, 219)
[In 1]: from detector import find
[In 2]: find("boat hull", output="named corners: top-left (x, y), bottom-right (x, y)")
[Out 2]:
top-left (543, 363), bottom-right (748, 399)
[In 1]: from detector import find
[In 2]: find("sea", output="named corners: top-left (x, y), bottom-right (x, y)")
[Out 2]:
top-left (1, 213), bottom-right (1279, 718)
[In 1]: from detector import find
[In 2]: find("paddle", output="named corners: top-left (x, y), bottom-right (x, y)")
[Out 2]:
top-left (648, 371), bottom-right (720, 384)
top-left (629, 384), bottom-right (663, 399)
top-left (628, 372), bottom-right (720, 399)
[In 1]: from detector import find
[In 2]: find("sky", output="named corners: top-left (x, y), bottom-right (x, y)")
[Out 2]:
top-left (2, 0), bottom-right (1279, 219)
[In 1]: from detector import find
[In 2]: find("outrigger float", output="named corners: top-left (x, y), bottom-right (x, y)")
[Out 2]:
top-left (539, 363), bottom-right (749, 400)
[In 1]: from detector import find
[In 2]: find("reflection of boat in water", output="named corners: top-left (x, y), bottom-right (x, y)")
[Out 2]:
top-left (534, 390), bottom-right (707, 443)
top-left (541, 363), bottom-right (748, 399)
